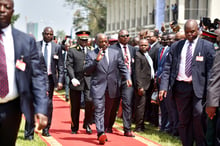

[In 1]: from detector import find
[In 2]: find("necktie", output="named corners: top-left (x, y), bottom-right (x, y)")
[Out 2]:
top-left (160, 48), bottom-right (165, 60)
top-left (0, 31), bottom-right (9, 98)
top-left (102, 50), bottom-right (108, 65)
top-left (185, 43), bottom-right (192, 77)
top-left (44, 43), bottom-right (48, 67)
top-left (123, 46), bottom-right (130, 71)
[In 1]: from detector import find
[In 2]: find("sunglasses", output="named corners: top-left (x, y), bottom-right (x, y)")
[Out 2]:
top-left (120, 34), bottom-right (129, 38)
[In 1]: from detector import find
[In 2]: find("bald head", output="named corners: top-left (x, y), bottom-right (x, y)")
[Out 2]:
top-left (96, 33), bottom-right (108, 50)
top-left (184, 19), bottom-right (199, 42)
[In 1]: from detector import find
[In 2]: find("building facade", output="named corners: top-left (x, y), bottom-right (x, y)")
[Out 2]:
top-left (105, 0), bottom-right (220, 37)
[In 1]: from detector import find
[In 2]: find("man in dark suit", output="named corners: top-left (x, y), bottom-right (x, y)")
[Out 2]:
top-left (0, 0), bottom-right (48, 145)
top-left (206, 28), bottom-right (220, 146)
top-left (134, 39), bottom-right (154, 132)
top-left (159, 19), bottom-right (215, 146)
top-left (66, 30), bottom-right (94, 134)
top-left (36, 26), bottom-right (64, 137)
top-left (109, 29), bottom-right (136, 137)
top-left (84, 33), bottom-right (132, 144)
top-left (146, 30), bottom-right (162, 126)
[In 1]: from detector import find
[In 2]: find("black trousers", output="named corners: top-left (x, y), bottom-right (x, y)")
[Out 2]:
top-left (0, 98), bottom-right (21, 146)
top-left (173, 81), bottom-right (206, 146)
top-left (69, 89), bottom-right (93, 132)
top-left (43, 75), bottom-right (54, 132)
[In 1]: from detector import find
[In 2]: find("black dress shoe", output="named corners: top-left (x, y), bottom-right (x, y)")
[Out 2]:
top-left (71, 130), bottom-right (77, 134)
top-left (83, 125), bottom-right (92, 134)
top-left (42, 131), bottom-right (51, 137)
top-left (124, 131), bottom-right (135, 137)
top-left (24, 135), bottom-right (34, 140)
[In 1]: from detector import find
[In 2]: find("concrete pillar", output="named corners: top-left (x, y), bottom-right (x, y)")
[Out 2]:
top-left (208, 0), bottom-right (220, 21)
top-left (155, 0), bottom-right (165, 30)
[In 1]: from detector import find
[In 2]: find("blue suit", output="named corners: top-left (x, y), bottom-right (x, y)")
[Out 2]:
top-left (160, 38), bottom-right (215, 146)
top-left (0, 27), bottom-right (48, 146)
top-left (84, 47), bottom-right (130, 134)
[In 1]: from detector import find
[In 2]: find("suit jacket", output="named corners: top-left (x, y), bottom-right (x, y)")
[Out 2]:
top-left (157, 46), bottom-right (170, 78)
top-left (207, 49), bottom-right (220, 107)
top-left (160, 38), bottom-right (215, 98)
top-left (149, 41), bottom-right (163, 71)
top-left (66, 45), bottom-right (93, 90)
top-left (109, 42), bottom-right (136, 85)
top-left (135, 50), bottom-right (152, 90)
top-left (12, 28), bottom-right (48, 122)
top-left (84, 47), bottom-right (130, 99)
top-left (36, 41), bottom-right (64, 86)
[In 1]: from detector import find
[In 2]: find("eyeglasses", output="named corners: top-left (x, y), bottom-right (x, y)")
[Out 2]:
top-left (120, 34), bottom-right (129, 38)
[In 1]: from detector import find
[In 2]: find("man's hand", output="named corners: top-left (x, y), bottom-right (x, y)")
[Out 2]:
top-left (138, 88), bottom-right (144, 96)
top-left (96, 48), bottom-right (105, 62)
top-left (206, 106), bottom-right (217, 120)
top-left (35, 113), bottom-right (48, 130)
top-left (57, 83), bottom-right (63, 90)
top-left (71, 78), bottom-right (80, 87)
top-left (159, 90), bottom-right (167, 101)
top-left (126, 79), bottom-right (132, 87)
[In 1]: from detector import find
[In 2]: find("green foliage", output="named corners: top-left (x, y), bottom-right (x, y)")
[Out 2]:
top-left (56, 30), bottom-right (66, 41)
top-left (65, 0), bottom-right (106, 37)
top-left (16, 118), bottom-right (47, 146)
top-left (11, 14), bottom-right (20, 26)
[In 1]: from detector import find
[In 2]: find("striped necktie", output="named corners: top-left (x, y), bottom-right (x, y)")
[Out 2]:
top-left (185, 43), bottom-right (192, 77)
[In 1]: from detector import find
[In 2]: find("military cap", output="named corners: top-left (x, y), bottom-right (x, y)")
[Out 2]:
top-left (201, 30), bottom-right (217, 39)
top-left (76, 30), bottom-right (90, 40)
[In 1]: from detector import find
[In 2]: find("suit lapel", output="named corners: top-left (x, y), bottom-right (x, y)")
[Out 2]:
top-left (192, 38), bottom-right (201, 62)
top-left (12, 28), bottom-right (19, 61)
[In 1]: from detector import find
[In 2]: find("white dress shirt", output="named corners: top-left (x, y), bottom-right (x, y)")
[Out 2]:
top-left (42, 41), bottom-right (52, 75)
top-left (176, 37), bottom-right (199, 82)
top-left (0, 25), bottom-right (19, 103)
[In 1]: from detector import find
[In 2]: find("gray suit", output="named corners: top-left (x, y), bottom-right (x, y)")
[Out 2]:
top-left (207, 49), bottom-right (220, 146)
top-left (84, 47), bottom-right (130, 134)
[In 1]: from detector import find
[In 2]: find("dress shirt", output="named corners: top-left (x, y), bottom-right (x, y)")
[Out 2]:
top-left (0, 25), bottom-right (19, 103)
top-left (98, 48), bottom-right (109, 64)
top-left (119, 43), bottom-right (131, 72)
top-left (176, 37), bottom-right (199, 82)
top-left (42, 41), bottom-right (52, 75)
top-left (144, 52), bottom-right (155, 79)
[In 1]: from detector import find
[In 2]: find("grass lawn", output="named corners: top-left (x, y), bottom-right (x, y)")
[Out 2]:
top-left (16, 118), bottom-right (47, 146)
top-left (16, 90), bottom-right (182, 146)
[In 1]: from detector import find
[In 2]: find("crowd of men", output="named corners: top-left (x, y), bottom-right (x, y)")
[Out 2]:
top-left (0, 0), bottom-right (220, 146)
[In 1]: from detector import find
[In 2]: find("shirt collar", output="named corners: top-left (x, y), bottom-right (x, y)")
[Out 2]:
top-left (2, 24), bottom-right (12, 37)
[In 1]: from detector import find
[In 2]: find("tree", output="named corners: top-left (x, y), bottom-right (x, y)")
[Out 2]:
top-left (64, 0), bottom-right (106, 37)
top-left (56, 30), bottom-right (66, 42)
top-left (11, 14), bottom-right (20, 26)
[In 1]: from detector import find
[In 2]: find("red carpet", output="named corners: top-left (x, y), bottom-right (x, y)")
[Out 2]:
top-left (41, 94), bottom-right (161, 146)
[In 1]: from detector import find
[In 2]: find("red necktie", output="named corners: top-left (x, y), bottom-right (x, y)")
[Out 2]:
top-left (160, 48), bottom-right (165, 60)
top-left (123, 46), bottom-right (130, 70)
top-left (0, 31), bottom-right (9, 98)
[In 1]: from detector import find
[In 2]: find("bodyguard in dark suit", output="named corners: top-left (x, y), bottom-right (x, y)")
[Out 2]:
top-left (159, 19), bottom-right (215, 146)
top-left (84, 33), bottom-right (132, 144)
top-left (37, 27), bottom-right (64, 136)
top-left (206, 28), bottom-right (220, 146)
top-left (134, 39), bottom-right (154, 132)
top-left (66, 30), bottom-right (94, 134)
top-left (109, 29), bottom-right (136, 137)
top-left (0, 0), bottom-right (48, 145)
